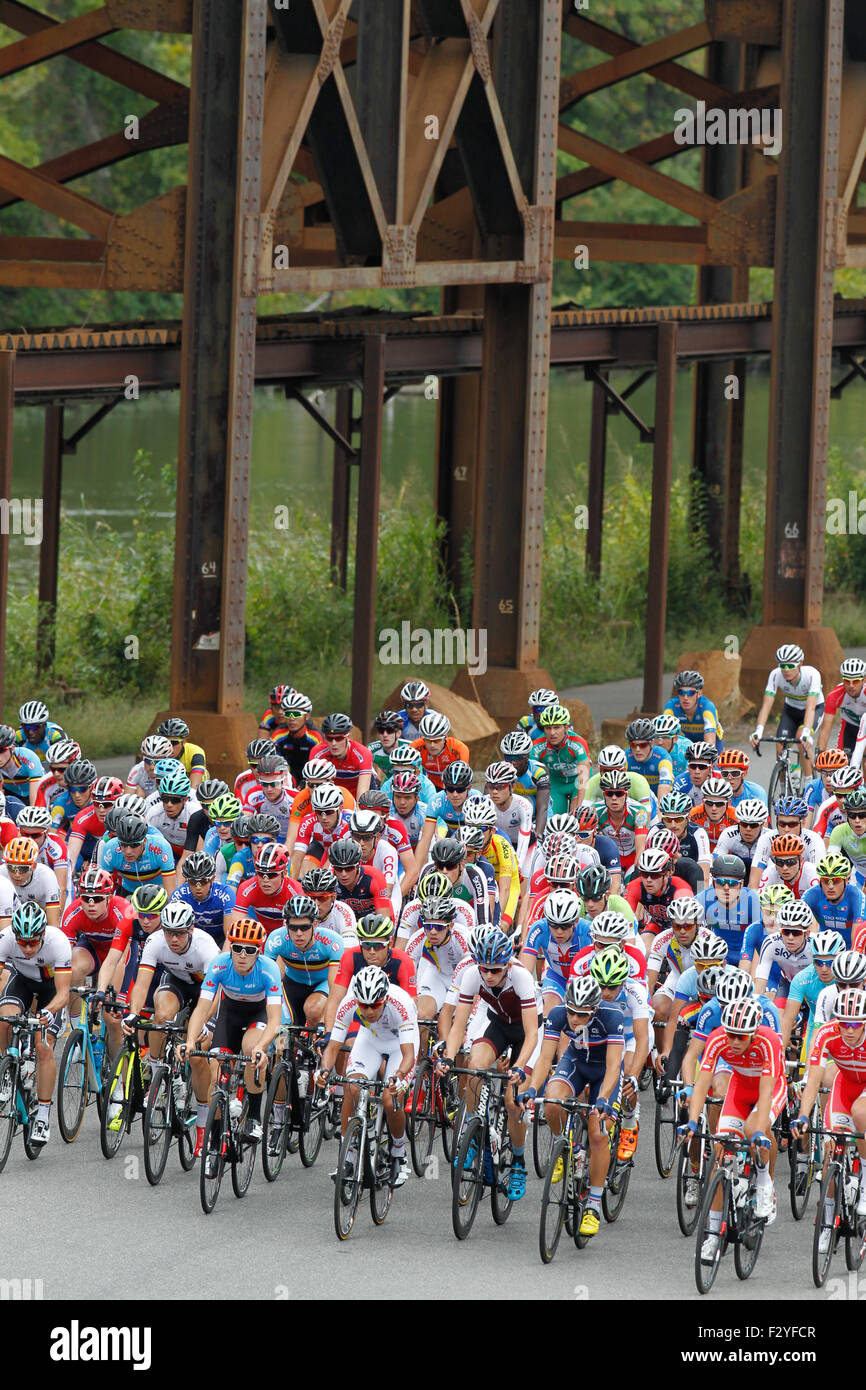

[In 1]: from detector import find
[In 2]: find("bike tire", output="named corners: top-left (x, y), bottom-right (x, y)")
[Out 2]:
top-left (654, 1083), bottom-right (678, 1178)
top-left (230, 1098), bottom-right (256, 1198)
top-left (334, 1116), bottom-right (363, 1241)
top-left (57, 1028), bottom-right (88, 1143)
top-left (0, 1058), bottom-right (15, 1173)
top-left (452, 1116), bottom-right (483, 1241)
top-left (299, 1094), bottom-right (326, 1168)
top-left (734, 1193), bottom-right (764, 1281)
top-left (789, 1109), bottom-right (818, 1221)
top-left (532, 1101), bottom-right (554, 1179)
top-left (22, 1102), bottom-right (42, 1162)
top-left (262, 1062), bottom-right (290, 1182)
top-left (99, 1049), bottom-right (130, 1160)
top-left (408, 1061), bottom-right (435, 1177)
top-left (369, 1136), bottom-right (394, 1226)
top-left (812, 1164), bottom-right (841, 1287)
top-left (200, 1093), bottom-right (226, 1215)
top-left (602, 1153), bottom-right (631, 1223)
top-left (177, 1072), bottom-right (196, 1172)
top-left (676, 1140), bottom-right (703, 1237)
top-left (638, 1060), bottom-right (654, 1092)
top-left (695, 1168), bottom-right (728, 1295)
top-left (439, 1079), bottom-right (459, 1165)
top-left (539, 1136), bottom-right (568, 1264)
top-left (767, 761), bottom-right (789, 810)
top-left (491, 1131), bottom-right (514, 1226)
top-left (142, 1065), bottom-right (172, 1187)
top-left (846, 1157), bottom-right (866, 1271)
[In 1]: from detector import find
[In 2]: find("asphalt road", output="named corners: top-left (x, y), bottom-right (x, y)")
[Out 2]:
top-left (2, 1083), bottom-right (841, 1303)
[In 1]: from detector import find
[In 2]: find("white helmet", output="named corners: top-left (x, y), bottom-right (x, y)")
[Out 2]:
top-left (142, 734), bottom-right (173, 760)
top-left (777, 900), bottom-right (813, 931)
top-left (303, 758), bottom-right (336, 782)
top-left (715, 970), bottom-right (754, 1005)
top-left (19, 700), bottom-right (49, 724)
top-left (735, 798), bottom-right (767, 825)
top-left (544, 888), bottom-right (583, 927)
top-left (160, 900), bottom-right (195, 932)
top-left (776, 643), bottom-right (804, 666)
top-left (667, 896), bottom-right (703, 926)
top-left (833, 950), bottom-right (866, 986)
top-left (485, 762), bottom-right (517, 785)
top-left (419, 712), bottom-right (450, 740)
top-left (721, 998), bottom-right (763, 1034)
top-left (590, 911), bottom-right (631, 942)
top-left (841, 657), bottom-right (866, 680)
top-left (701, 776), bottom-right (733, 801)
top-left (598, 745), bottom-right (628, 771)
top-left (464, 796), bottom-right (497, 829)
top-left (354, 964), bottom-right (390, 1005)
top-left (311, 783), bottom-right (344, 814)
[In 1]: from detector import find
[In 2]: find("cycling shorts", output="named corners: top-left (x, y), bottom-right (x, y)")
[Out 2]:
top-left (282, 974), bottom-right (328, 1025)
top-left (715, 1072), bottom-right (786, 1137)
top-left (777, 702), bottom-right (824, 741)
top-left (416, 958), bottom-right (450, 1012)
top-left (480, 1015), bottom-right (525, 1062)
top-left (540, 969), bottom-right (568, 1001)
top-left (826, 1069), bottom-right (866, 1131)
top-left (347, 1028), bottom-right (417, 1086)
top-left (211, 995), bottom-right (268, 1052)
top-left (0, 971), bottom-right (62, 1036)
top-left (154, 971), bottom-right (200, 1010)
top-left (552, 1050), bottom-right (620, 1104)
top-left (73, 932), bottom-right (112, 972)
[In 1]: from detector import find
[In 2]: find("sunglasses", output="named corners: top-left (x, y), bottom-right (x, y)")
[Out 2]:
top-left (478, 964), bottom-right (507, 975)
top-left (259, 780), bottom-right (283, 789)
top-left (776, 818), bottom-right (801, 829)
top-left (726, 769), bottom-right (744, 777)
top-left (161, 796), bottom-right (184, 806)
top-left (22, 724), bottom-right (43, 734)
top-left (566, 1008), bottom-right (595, 1020)
top-left (641, 871), bottom-right (664, 880)
top-left (68, 785), bottom-right (91, 794)
top-left (575, 830), bottom-right (593, 839)
top-left (773, 858), bottom-right (800, 869)
top-left (6, 863), bottom-right (32, 873)
top-left (92, 799), bottom-right (114, 809)
top-left (779, 663), bottom-right (799, 671)
top-left (714, 878), bottom-right (741, 888)
top-left (630, 741), bottom-right (651, 751)
top-left (357, 1001), bottom-right (383, 1013)
top-left (80, 894), bottom-right (108, 904)
top-left (602, 789), bottom-right (626, 798)
top-left (163, 927), bottom-right (190, 938)
top-left (703, 801), bottom-right (726, 810)
top-left (688, 764), bottom-right (710, 773)
top-left (286, 922), bottom-right (314, 933)
top-left (256, 869), bottom-right (282, 879)
top-left (838, 1020), bottom-right (865, 1031)
top-left (169, 740), bottom-right (184, 748)
top-left (848, 812), bottom-right (866, 820)
top-left (780, 928), bottom-right (806, 938)
top-left (405, 702), bottom-right (426, 709)
top-left (678, 689), bottom-right (699, 697)
top-left (819, 876), bottom-right (847, 884)
top-left (307, 891), bottom-right (335, 901)
top-left (323, 735), bottom-right (345, 743)
top-left (230, 943), bottom-right (259, 956)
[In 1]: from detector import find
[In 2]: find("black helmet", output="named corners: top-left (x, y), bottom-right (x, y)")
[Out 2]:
top-left (711, 853), bottom-right (745, 881)
top-left (247, 812), bottom-right (281, 837)
top-left (442, 761), bottom-right (473, 792)
top-left (359, 789), bottom-right (391, 813)
top-left (674, 670), bottom-right (704, 692)
top-left (373, 710), bottom-right (402, 733)
top-left (329, 837), bottom-right (362, 868)
top-left (321, 712), bottom-right (352, 737)
top-left (246, 738), bottom-right (273, 763)
top-left (257, 753), bottom-right (288, 778)
top-left (282, 894), bottom-right (317, 923)
top-left (157, 717), bottom-right (189, 740)
top-left (577, 864), bottom-right (611, 899)
top-left (0, 724), bottom-right (16, 750)
top-left (625, 718), bottom-right (655, 743)
top-left (64, 758), bottom-right (98, 788)
top-left (115, 812), bottom-right (147, 846)
top-left (197, 779), bottom-right (229, 804)
top-left (182, 851), bottom-right (216, 881)
top-left (430, 836), bottom-right (465, 868)
top-left (231, 814), bottom-right (255, 842)
top-left (302, 866), bottom-right (338, 894)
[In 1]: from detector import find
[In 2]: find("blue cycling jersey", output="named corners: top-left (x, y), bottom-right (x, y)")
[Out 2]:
top-left (741, 922), bottom-right (783, 988)
top-left (666, 735), bottom-right (692, 779)
top-left (729, 779), bottom-right (769, 808)
top-left (382, 769), bottom-right (437, 805)
top-left (626, 746), bottom-right (673, 792)
top-left (696, 886), bottom-right (762, 964)
top-left (523, 918), bottom-right (591, 983)
top-left (662, 695), bottom-right (722, 746)
top-left (14, 722), bottom-right (66, 763)
top-left (801, 883), bottom-right (865, 947)
top-left (199, 951), bottom-right (283, 1004)
top-left (265, 922), bottom-right (344, 985)
top-left (101, 829), bottom-right (174, 892)
top-left (588, 833), bottom-right (622, 875)
top-left (787, 964), bottom-right (829, 1022)
top-left (390, 798), bottom-right (434, 849)
top-left (511, 759), bottom-right (549, 805)
top-left (170, 881), bottom-right (235, 944)
top-left (804, 775), bottom-right (832, 811)
top-left (694, 991), bottom-right (780, 1041)
top-left (0, 744), bottom-right (42, 790)
top-left (428, 791), bottom-right (465, 828)
top-left (544, 1002), bottom-right (624, 1069)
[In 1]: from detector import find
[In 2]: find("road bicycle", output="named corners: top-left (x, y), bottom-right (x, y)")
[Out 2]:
top-left (537, 1096), bottom-right (596, 1263)
top-left (329, 1074), bottom-right (401, 1241)
top-left (811, 1128), bottom-right (866, 1287)
top-left (754, 734), bottom-right (805, 802)
top-left (141, 1019), bottom-right (197, 1185)
top-left (261, 1023), bottom-right (329, 1180)
top-left (674, 1108), bottom-right (714, 1237)
top-left (57, 984), bottom-right (115, 1141)
top-left (99, 1019), bottom-right (152, 1160)
top-left (192, 1048), bottom-right (260, 1214)
top-left (407, 1028), bottom-right (459, 1176)
top-left (450, 1065), bottom-right (519, 1240)
top-left (0, 1014), bottom-right (48, 1170)
top-left (694, 1134), bottom-right (768, 1294)
top-left (654, 1072), bottom-right (686, 1178)
top-left (778, 1062), bottom-right (825, 1221)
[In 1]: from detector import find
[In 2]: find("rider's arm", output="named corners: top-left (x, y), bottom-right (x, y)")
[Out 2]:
top-left (626, 1016), bottom-right (649, 1078)
top-left (525, 1034), bottom-right (559, 1094)
top-left (780, 994), bottom-right (801, 1049)
top-left (96, 948), bottom-right (123, 993)
top-left (161, 869), bottom-right (176, 894)
top-left (42, 966), bottom-right (71, 1017)
top-left (323, 981), bottom-right (348, 1032)
top-left (254, 1000), bottom-right (283, 1058)
top-left (598, 1041), bottom-right (625, 1104)
top-left (534, 783), bottom-right (550, 840)
top-left (444, 999), bottom-right (473, 1060)
top-left (682, 1034), bottom-right (705, 1086)
top-left (513, 1008), bottom-right (539, 1075)
top-left (127, 965), bottom-right (155, 1018)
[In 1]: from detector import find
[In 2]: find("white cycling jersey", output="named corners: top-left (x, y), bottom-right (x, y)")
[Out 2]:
top-left (332, 982), bottom-right (418, 1046)
top-left (139, 926), bottom-right (219, 983)
top-left (758, 863), bottom-right (819, 896)
top-left (755, 931), bottom-right (812, 988)
top-left (492, 797), bottom-right (534, 871)
top-left (0, 922), bottom-right (70, 980)
top-left (398, 896), bottom-right (475, 943)
top-left (318, 900), bottom-right (357, 945)
top-left (143, 793), bottom-right (202, 849)
top-left (0, 862), bottom-right (60, 912)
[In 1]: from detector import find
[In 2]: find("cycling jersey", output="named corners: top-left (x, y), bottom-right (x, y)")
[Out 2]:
top-left (729, 779), bottom-right (769, 808)
top-left (626, 746), bottom-right (673, 792)
top-left (607, 977), bottom-right (651, 1047)
top-left (388, 799), bottom-right (434, 850)
top-left (570, 942), bottom-right (647, 983)
top-left (452, 861), bottom-right (495, 925)
top-left (61, 895), bottom-right (133, 956)
top-left (331, 864), bottom-right (393, 920)
top-left (47, 788), bottom-right (81, 833)
top-left (592, 798), bottom-right (650, 869)
top-left (757, 863), bottom-right (818, 898)
top-left (368, 737), bottom-right (415, 783)
top-left (332, 983), bottom-right (417, 1047)
top-left (143, 793), bottom-right (202, 852)
top-left (523, 918), bottom-right (591, 988)
top-left (271, 728), bottom-right (321, 784)
top-left (531, 733), bottom-right (590, 815)
top-left (702, 1023), bottom-right (784, 1081)
top-left (671, 773), bottom-right (707, 808)
top-left (0, 862), bottom-right (60, 913)
top-left (664, 735), bottom-right (693, 779)
top-left (172, 740), bottom-right (208, 779)
top-left (265, 922), bottom-right (344, 985)
top-left (481, 832), bottom-right (521, 922)
top-left (125, 761), bottom-right (159, 799)
top-left (764, 664), bottom-right (823, 710)
top-left (787, 965), bottom-right (831, 1035)
top-left (802, 883), bottom-right (865, 947)
top-left (14, 722), bottom-right (66, 763)
top-left (623, 876), bottom-right (693, 936)
top-left (0, 745), bottom-right (43, 794)
top-left (34, 772), bottom-right (67, 813)
top-left (669, 825), bottom-right (712, 868)
top-left (713, 825), bottom-right (761, 871)
top-left (381, 769), bottom-right (437, 805)
top-left (829, 823), bottom-right (866, 884)
top-left (308, 738), bottom-right (373, 796)
top-left (287, 785), bottom-right (356, 826)
top-left (199, 951), bottom-right (282, 1004)
top-left (242, 787), bottom-right (296, 840)
top-left (693, 993), bottom-right (780, 1043)
top-left (404, 925), bottom-right (472, 1008)
top-left (491, 796), bottom-right (533, 869)
top-left (233, 875), bottom-right (303, 934)
top-left (511, 760), bottom-right (550, 808)
top-left (427, 790), bottom-right (467, 830)
top-left (695, 885), bottom-right (762, 964)
top-left (318, 901), bottom-right (358, 944)
top-left (139, 927), bottom-right (219, 984)
top-left (457, 959), bottom-right (536, 1025)
top-left (544, 1001), bottom-right (624, 1066)
top-left (399, 897), bottom-right (475, 940)
top-left (575, 832), bottom-right (621, 876)
top-left (584, 769), bottom-right (652, 811)
top-left (411, 736), bottom-right (471, 792)
top-left (333, 946), bottom-right (416, 996)
top-left (662, 694), bottom-right (722, 744)
top-left (824, 680), bottom-right (866, 734)
top-left (753, 825), bottom-right (823, 869)
top-left (809, 1020), bottom-right (866, 1083)
top-left (755, 932), bottom-right (812, 988)
top-left (295, 810), bottom-right (352, 858)
top-left (169, 882), bottom-right (235, 944)
top-left (688, 804), bottom-right (738, 852)
top-left (0, 923), bottom-right (70, 981)
top-left (0, 877), bottom-right (14, 918)
top-left (647, 926), bottom-right (700, 984)
top-left (101, 830), bottom-right (175, 893)
top-left (812, 797), bottom-right (847, 838)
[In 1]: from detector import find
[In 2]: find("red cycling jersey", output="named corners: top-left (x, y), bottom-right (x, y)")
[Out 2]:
top-left (69, 804), bottom-right (109, 840)
top-left (809, 1020), bottom-right (866, 1084)
top-left (569, 941), bottom-right (647, 982)
top-left (61, 894), bottom-right (135, 960)
top-left (233, 876), bottom-right (303, 934)
top-left (308, 739), bottom-right (373, 796)
top-left (702, 1024), bottom-right (784, 1083)
top-left (333, 945), bottom-right (417, 996)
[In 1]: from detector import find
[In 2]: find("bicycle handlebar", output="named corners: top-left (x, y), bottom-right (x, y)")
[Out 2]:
top-left (753, 736), bottom-right (806, 759)
top-left (446, 1065), bottom-right (518, 1082)
top-left (536, 1096), bottom-right (597, 1112)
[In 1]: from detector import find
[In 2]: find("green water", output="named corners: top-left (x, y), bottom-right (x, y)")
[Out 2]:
top-left (6, 364), bottom-right (866, 584)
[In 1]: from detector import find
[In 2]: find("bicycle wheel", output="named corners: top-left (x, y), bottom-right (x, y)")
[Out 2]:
top-left (99, 1050), bottom-right (130, 1160)
top-left (299, 1093), bottom-right (326, 1168)
top-left (695, 1168), bottom-right (728, 1295)
top-left (408, 1061), bottom-right (435, 1177)
top-left (57, 1028), bottom-right (88, 1143)
top-left (369, 1135), bottom-right (394, 1226)
top-left (230, 1102), bottom-right (256, 1199)
top-left (734, 1193), bottom-right (764, 1280)
top-left (846, 1214), bottom-right (866, 1271)
top-left (602, 1149), bottom-right (632, 1223)
top-left (789, 1112), bottom-right (818, 1221)
top-left (676, 1141), bottom-right (703, 1237)
top-left (200, 1093), bottom-right (226, 1215)
top-left (22, 1100), bottom-right (42, 1161)
top-left (767, 760), bottom-right (789, 810)
top-left (142, 1065), bottom-right (172, 1187)
top-left (177, 1072), bottom-right (196, 1172)
top-left (539, 1136), bottom-right (568, 1264)
top-left (491, 1131), bottom-right (514, 1226)
top-left (654, 1083), bottom-right (678, 1178)
top-left (262, 1062), bottom-right (290, 1182)
top-left (94, 1031), bottom-right (112, 1123)
top-left (0, 1058), bottom-right (16, 1172)
top-left (440, 1079), bottom-right (459, 1164)
top-left (334, 1116), bottom-right (363, 1241)
top-left (812, 1164), bottom-right (841, 1287)
top-left (638, 1060), bottom-right (654, 1092)
top-left (532, 1102), bottom-right (554, 1179)
top-left (452, 1116), bottom-right (483, 1240)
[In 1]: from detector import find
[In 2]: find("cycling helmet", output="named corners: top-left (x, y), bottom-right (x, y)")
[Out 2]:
top-left (16, 806), bottom-right (52, 832)
top-left (321, 713), bottom-right (352, 738)
top-left (653, 713), bottom-right (681, 738)
top-left (111, 793), bottom-right (139, 815)
top-left (625, 718), bottom-right (654, 743)
top-left (817, 852), bottom-right (852, 880)
top-left (692, 933), bottom-right (728, 965)
top-left (430, 837), bottom-right (465, 868)
top-left (711, 853), bottom-right (745, 881)
top-left (103, 807), bottom-right (124, 837)
top-left (391, 771), bottom-right (421, 795)
top-left (231, 815), bottom-right (254, 842)
top-left (811, 929), bottom-right (845, 960)
top-left (210, 794), bottom-right (241, 825)
top-left (777, 900), bottom-right (813, 931)
top-left (11, 902), bottom-right (46, 939)
top-left (226, 917), bottom-right (265, 947)
top-left (197, 779), bottom-right (229, 805)
top-left (113, 812), bottom-right (148, 846)
top-left (645, 827), bottom-right (681, 862)
top-left (417, 870), bottom-right (453, 901)
top-left (0, 725), bottom-right (16, 750)
top-left (19, 700), bottom-right (49, 725)
top-left (161, 900), bottom-right (195, 932)
top-left (311, 784), bottom-right (344, 814)
top-left (544, 888), bottom-right (583, 926)
top-left (546, 813), bottom-right (580, 837)
top-left (774, 794), bottom-right (809, 819)
top-left (589, 946), bottom-right (630, 989)
top-left (283, 894), bottom-right (317, 923)
top-left (715, 971), bottom-right (754, 1005)
top-left (770, 832), bottom-right (805, 859)
top-left (247, 812), bottom-right (281, 838)
top-left (64, 759), bottom-right (97, 788)
top-left (598, 745), bottom-right (628, 770)
top-left (759, 884), bottom-right (795, 909)
top-left (401, 681), bottom-right (429, 703)
top-left (303, 758), bottom-right (336, 782)
top-left (565, 976), bottom-right (602, 1013)
top-left (701, 776), bottom-right (733, 801)
top-left (92, 776), bottom-right (124, 803)
top-left (354, 965), bottom-right (390, 1005)
top-left (157, 718), bottom-right (189, 741)
top-left (142, 734), bottom-right (173, 761)
top-left (47, 739), bottom-right (81, 766)
top-left (674, 670), bottom-right (704, 691)
top-left (419, 897), bottom-right (456, 925)
top-left (841, 657), bottom-right (866, 680)
top-left (599, 769), bottom-right (630, 792)
top-left (846, 789), bottom-right (866, 812)
top-left (463, 796), bottom-right (497, 829)
top-left (539, 704), bottom-right (571, 729)
top-left (590, 911), bottom-right (631, 942)
top-left (158, 768), bottom-right (191, 799)
top-left (722, 998), bottom-right (763, 1034)
top-left (253, 842), bottom-right (289, 873)
top-left (78, 867), bottom-right (114, 896)
top-left (834, 988), bottom-right (866, 1023)
top-left (544, 831), bottom-right (578, 859)
top-left (268, 685), bottom-right (291, 706)
top-left (485, 761), bottom-right (516, 785)
top-left (816, 749), bottom-right (849, 771)
top-left (735, 798), bottom-right (768, 825)
top-left (528, 688), bottom-right (558, 709)
top-left (577, 864), bottom-right (611, 899)
top-left (697, 965), bottom-right (724, 997)
top-left (576, 806), bottom-right (599, 832)
top-left (716, 748), bottom-right (749, 771)
top-left (389, 746), bottom-right (423, 769)
top-left (501, 730), bottom-right (533, 758)
top-left (154, 758), bottom-right (183, 782)
top-left (373, 710), bottom-right (403, 733)
top-left (776, 644), bottom-right (804, 667)
top-left (281, 691), bottom-right (313, 716)
top-left (349, 809), bottom-right (382, 836)
top-left (359, 790), bottom-right (391, 815)
top-left (246, 738), bottom-right (273, 764)
top-left (419, 712), bottom-right (450, 740)
top-left (181, 851), bottom-right (216, 881)
top-left (442, 760), bottom-right (474, 791)
top-left (301, 866), bottom-right (338, 895)
top-left (637, 847), bottom-right (670, 875)
top-left (667, 897), bottom-right (704, 926)
top-left (355, 913), bottom-right (394, 943)
top-left (257, 753), bottom-right (288, 779)
top-left (329, 837), bottom-right (362, 868)
top-left (660, 791), bottom-right (691, 817)
top-left (546, 853), bottom-right (580, 885)
top-left (686, 742), bottom-right (716, 764)
top-left (131, 883), bottom-right (168, 916)
top-left (471, 926), bottom-right (513, 966)
top-left (834, 768), bottom-right (865, 795)
top-left (833, 950), bottom-right (866, 986)
top-left (455, 825), bottom-right (485, 853)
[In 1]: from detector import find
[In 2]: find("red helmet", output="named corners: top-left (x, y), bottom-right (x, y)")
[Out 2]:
top-left (254, 842), bottom-right (290, 874)
top-left (92, 776), bottom-right (124, 804)
top-left (576, 806), bottom-right (599, 832)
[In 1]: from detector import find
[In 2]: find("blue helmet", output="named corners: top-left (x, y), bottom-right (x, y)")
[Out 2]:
top-left (810, 929), bottom-right (845, 961)
top-left (154, 757), bottom-right (184, 782)
top-left (774, 795), bottom-right (809, 819)
top-left (470, 926), bottom-right (513, 966)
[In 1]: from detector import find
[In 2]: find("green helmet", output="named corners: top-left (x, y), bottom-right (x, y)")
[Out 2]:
top-left (210, 792), bottom-right (242, 824)
top-left (659, 791), bottom-right (691, 816)
top-left (759, 883), bottom-right (795, 909)
top-left (12, 902), bottom-right (47, 940)
top-left (131, 883), bottom-right (169, 916)
top-left (539, 704), bottom-right (571, 728)
top-left (355, 913), bottom-right (394, 943)
top-left (589, 944), bottom-right (630, 989)
top-left (158, 767), bottom-right (191, 799)
top-left (417, 870), bottom-right (453, 903)
top-left (817, 852), bottom-right (852, 880)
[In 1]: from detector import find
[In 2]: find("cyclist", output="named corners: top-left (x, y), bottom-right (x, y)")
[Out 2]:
top-left (65, 774), bottom-right (124, 878)
top-left (749, 643), bottom-right (824, 778)
top-left (223, 810), bottom-right (279, 889)
top-left (102, 811), bottom-right (176, 898)
top-left (397, 681), bottom-right (431, 741)
top-left (829, 787), bottom-right (866, 887)
top-left (779, 928), bottom-right (845, 1051)
top-left (484, 762), bottom-right (533, 874)
top-left (794, 988), bottom-right (866, 1231)
top-left (327, 837), bottom-right (394, 921)
top-left (575, 863), bottom-right (635, 928)
top-left (326, 912), bottom-right (416, 1029)
top-left (593, 769), bottom-right (649, 875)
top-left (61, 865), bottom-right (134, 991)
top-left (396, 872), bottom-right (475, 946)
top-left (34, 739), bottom-right (81, 818)
top-left (181, 917), bottom-right (283, 1144)
top-left (0, 837), bottom-right (61, 925)
top-left (500, 730), bottom-right (551, 837)
top-left (317, 963), bottom-right (418, 1187)
top-left (715, 748), bottom-right (767, 808)
top-left (94, 882), bottom-right (167, 1026)
top-left (385, 775), bottom-right (435, 889)
top-left (343, 809), bottom-right (402, 917)
top-left (657, 791), bottom-right (712, 885)
top-left (570, 911), bottom-right (648, 984)
top-left (432, 831), bottom-right (496, 926)
top-left (663, 670), bottom-right (722, 748)
top-left (232, 843), bottom-right (303, 935)
top-left (757, 832), bottom-right (819, 897)
top-left (369, 710), bottom-right (412, 785)
top-left (817, 657), bottom-right (866, 757)
top-left (0, 724), bottom-right (43, 819)
top-left (517, 687), bottom-right (560, 742)
top-left (804, 748), bottom-right (850, 828)
top-left (647, 896), bottom-right (705, 1046)
top-left (428, 759), bottom-right (473, 833)
top-left (754, 899), bottom-right (816, 1002)
top-left (584, 745), bottom-right (653, 816)
top-left (687, 776), bottom-right (737, 852)
top-left (714, 797), bottom-right (767, 881)
top-left (258, 684), bottom-right (292, 736)
top-left (624, 717), bottom-right (673, 798)
top-left (156, 718), bottom-right (208, 789)
top-left (590, 944), bottom-right (650, 1159)
top-left (284, 758), bottom-right (356, 856)
top-left (521, 974), bottom-right (624, 1236)
top-left (672, 741), bottom-right (718, 808)
top-left (125, 734), bottom-right (174, 801)
top-left (402, 894), bottom-right (472, 1029)
top-left (143, 766), bottom-right (201, 864)
top-left (234, 738), bottom-right (275, 806)
top-left (265, 892), bottom-right (343, 1028)
top-left (749, 796), bottom-right (824, 891)
top-left (16, 805), bottom-right (69, 908)
top-left (658, 933), bottom-right (728, 1082)
top-left (273, 691), bottom-right (321, 784)
top-left (242, 753), bottom-right (296, 839)
top-left (170, 851), bottom-right (235, 946)
top-left (519, 888), bottom-right (590, 1015)
top-left (812, 766), bottom-right (863, 840)
top-left (441, 926), bottom-right (538, 1200)
top-left (463, 796), bottom-right (520, 931)
top-left (291, 783), bottom-right (352, 878)
top-left (803, 852), bottom-right (866, 947)
top-left (697, 853), bottom-right (762, 966)
top-left (623, 846), bottom-right (693, 947)
top-left (311, 713), bottom-right (373, 798)
top-left (568, 806), bottom-right (620, 890)
top-left (652, 713), bottom-right (692, 778)
top-left (531, 704), bottom-right (590, 814)
top-left (381, 745), bottom-right (437, 805)
top-left (741, 884), bottom-right (794, 982)
top-left (814, 948), bottom-right (866, 1028)
top-left (0, 902), bottom-right (71, 1145)
top-left (175, 778), bottom-right (230, 865)
top-left (13, 701), bottom-right (66, 764)
top-left (412, 713), bottom-right (470, 792)
top-left (645, 824), bottom-right (703, 893)
top-left (301, 865), bottom-right (358, 945)
top-left (526, 845), bottom-right (591, 930)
